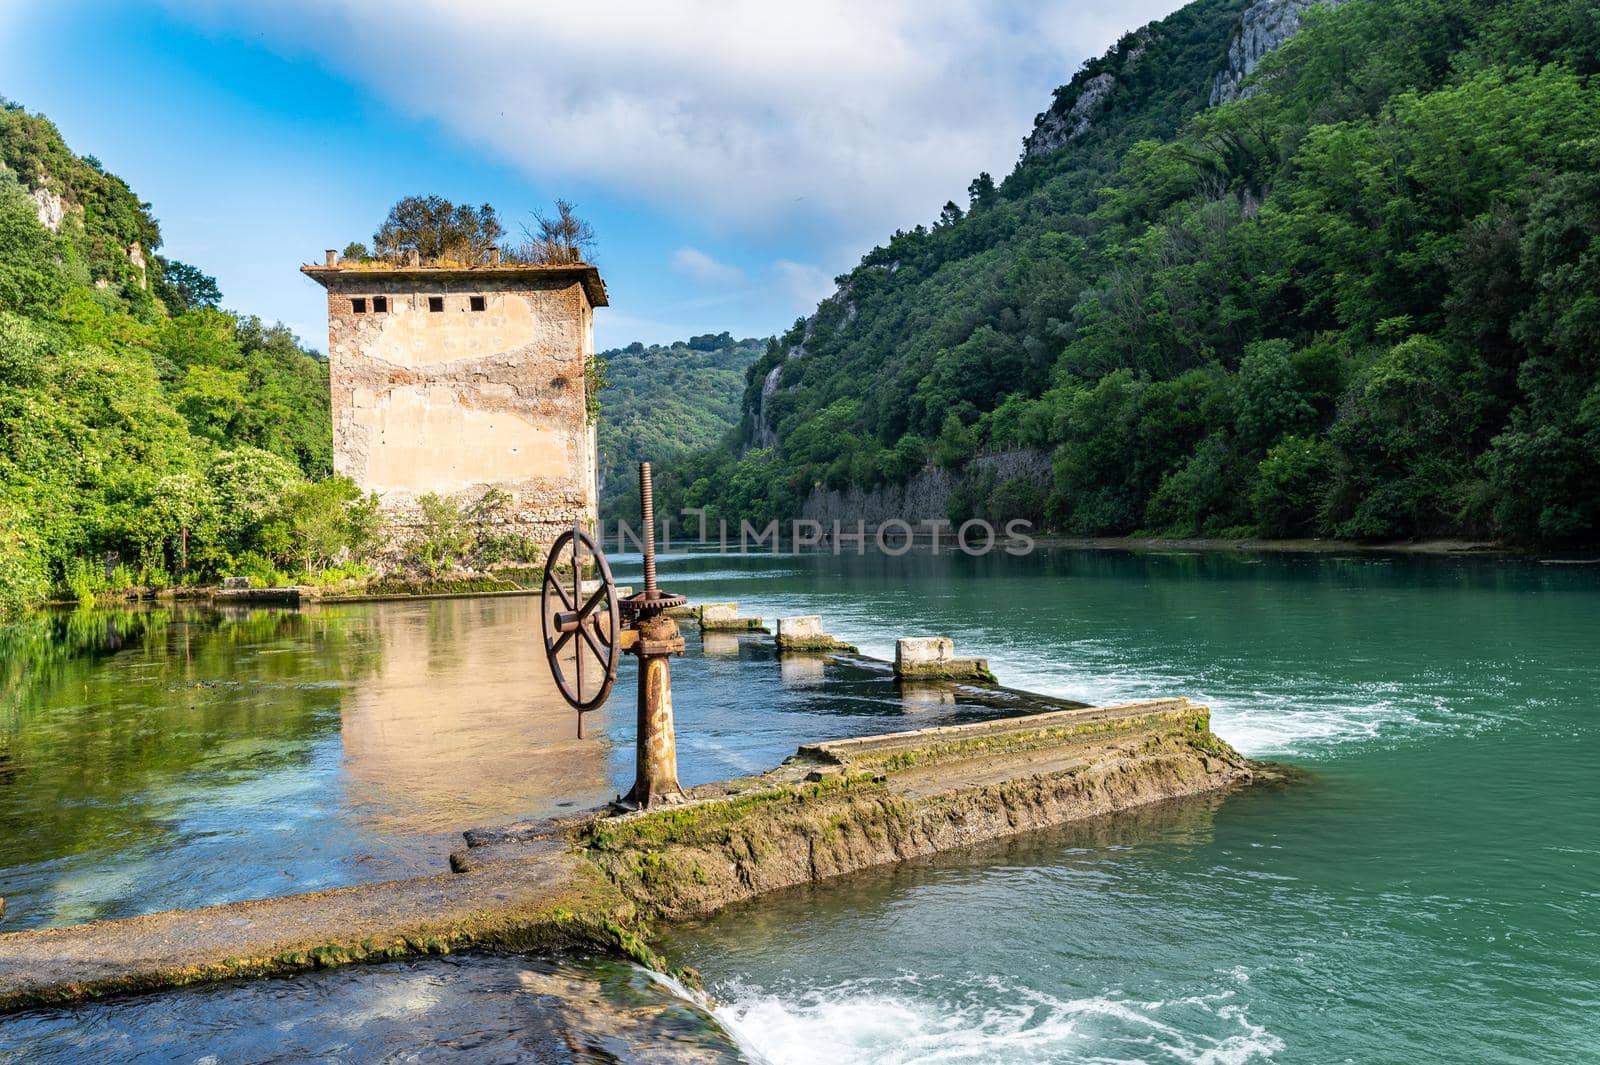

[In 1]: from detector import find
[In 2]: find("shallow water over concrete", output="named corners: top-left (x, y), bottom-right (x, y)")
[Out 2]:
top-left (0, 954), bottom-right (742, 1064)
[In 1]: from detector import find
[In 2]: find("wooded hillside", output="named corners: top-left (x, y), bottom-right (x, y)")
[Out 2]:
top-left (666, 0), bottom-right (1600, 544)
top-left (0, 101), bottom-right (348, 613)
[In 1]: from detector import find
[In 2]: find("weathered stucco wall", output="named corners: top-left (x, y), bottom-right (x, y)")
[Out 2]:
top-left (317, 273), bottom-right (598, 545)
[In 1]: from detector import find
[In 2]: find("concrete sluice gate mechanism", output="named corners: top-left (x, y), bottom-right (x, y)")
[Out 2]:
top-left (542, 461), bottom-right (688, 810)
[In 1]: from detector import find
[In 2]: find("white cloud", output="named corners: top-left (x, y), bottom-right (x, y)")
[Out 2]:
top-left (770, 260), bottom-right (835, 309)
top-left (671, 246), bottom-right (745, 287)
top-left (174, 1), bottom-right (1185, 251)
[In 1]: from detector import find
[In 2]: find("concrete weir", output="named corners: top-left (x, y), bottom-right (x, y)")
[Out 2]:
top-left (0, 696), bottom-right (1253, 1011)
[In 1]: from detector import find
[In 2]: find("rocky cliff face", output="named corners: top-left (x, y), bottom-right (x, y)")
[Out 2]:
top-left (29, 184), bottom-right (65, 231)
top-left (745, 289), bottom-right (848, 450)
top-left (1021, 72), bottom-right (1119, 161)
top-left (12, 163), bottom-right (150, 284)
top-left (799, 449), bottom-right (1052, 527)
top-left (1025, 0), bottom-right (1335, 158)
top-left (1209, 0), bottom-right (1338, 104)
top-left (750, 363), bottom-right (784, 448)
top-left (1021, 29), bottom-right (1152, 161)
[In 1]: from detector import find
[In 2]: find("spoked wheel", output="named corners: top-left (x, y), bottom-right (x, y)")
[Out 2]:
top-left (540, 527), bottom-right (621, 732)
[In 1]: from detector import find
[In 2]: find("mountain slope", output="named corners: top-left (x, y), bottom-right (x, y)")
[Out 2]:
top-left (668, 0), bottom-right (1600, 544)
top-left (596, 332), bottom-right (765, 517)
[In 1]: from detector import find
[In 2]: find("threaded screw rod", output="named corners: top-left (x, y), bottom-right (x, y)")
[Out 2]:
top-left (639, 462), bottom-right (658, 596)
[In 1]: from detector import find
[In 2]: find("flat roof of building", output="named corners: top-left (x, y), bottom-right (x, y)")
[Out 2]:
top-left (300, 262), bottom-right (608, 307)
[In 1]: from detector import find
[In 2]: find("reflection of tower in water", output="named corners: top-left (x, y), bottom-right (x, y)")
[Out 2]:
top-left (338, 598), bottom-right (612, 836)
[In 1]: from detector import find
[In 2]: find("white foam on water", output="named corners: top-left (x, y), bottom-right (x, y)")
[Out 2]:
top-left (659, 567), bottom-right (1494, 762)
top-left (743, 604), bottom-right (1444, 759)
top-left (652, 971), bottom-right (1283, 1065)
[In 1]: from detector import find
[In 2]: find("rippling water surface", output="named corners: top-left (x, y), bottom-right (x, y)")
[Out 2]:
top-left (3, 547), bottom-right (1597, 1062)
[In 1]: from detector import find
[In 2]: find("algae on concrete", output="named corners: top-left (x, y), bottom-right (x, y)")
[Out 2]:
top-left (570, 698), bottom-right (1250, 922)
top-left (0, 697), bottom-right (1257, 1013)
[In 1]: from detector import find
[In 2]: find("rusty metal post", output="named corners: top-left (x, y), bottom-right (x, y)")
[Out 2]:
top-left (625, 462), bottom-right (686, 808)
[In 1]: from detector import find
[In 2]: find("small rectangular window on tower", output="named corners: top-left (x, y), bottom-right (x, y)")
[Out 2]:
top-left (351, 297), bottom-right (367, 314)
top-left (469, 295), bottom-right (486, 312)
top-left (372, 296), bottom-right (388, 313)
top-left (428, 296), bottom-right (444, 313)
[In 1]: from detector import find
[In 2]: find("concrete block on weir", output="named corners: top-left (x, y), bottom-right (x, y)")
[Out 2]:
top-left (700, 602), bottom-right (768, 632)
top-left (894, 636), bottom-right (996, 683)
top-left (778, 615), bottom-right (823, 640)
top-left (696, 603), bottom-right (739, 622)
top-left (896, 636), bottom-right (954, 669)
top-left (701, 616), bottom-right (768, 633)
top-left (213, 585), bottom-right (317, 605)
top-left (776, 615), bottom-right (857, 653)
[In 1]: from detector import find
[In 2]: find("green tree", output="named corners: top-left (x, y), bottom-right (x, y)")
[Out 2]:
top-left (411, 493), bottom-right (471, 575)
top-left (967, 172), bottom-right (997, 211)
top-left (1326, 337), bottom-right (1473, 538)
top-left (130, 473), bottom-right (217, 576)
top-left (1482, 157), bottom-right (1600, 540)
top-left (1251, 436), bottom-right (1334, 536)
top-left (207, 448), bottom-right (306, 559)
top-left (278, 476), bottom-right (382, 574)
top-left (933, 411), bottom-right (976, 468)
top-left (1146, 435), bottom-right (1248, 533)
top-left (372, 195), bottom-right (503, 263)
top-left (1234, 339), bottom-right (1317, 452)
top-left (0, 501), bottom-right (46, 618)
top-left (153, 259), bottom-right (221, 313)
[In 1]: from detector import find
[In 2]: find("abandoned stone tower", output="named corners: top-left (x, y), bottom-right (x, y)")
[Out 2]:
top-left (302, 253), bottom-right (607, 545)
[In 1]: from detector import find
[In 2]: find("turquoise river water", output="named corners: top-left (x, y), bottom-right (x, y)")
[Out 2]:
top-left (1, 547), bottom-right (1596, 1062)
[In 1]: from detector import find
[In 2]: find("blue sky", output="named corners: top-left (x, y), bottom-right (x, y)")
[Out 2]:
top-left (0, 1), bottom-right (1183, 352)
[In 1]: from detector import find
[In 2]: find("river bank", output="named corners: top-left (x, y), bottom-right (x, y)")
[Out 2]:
top-left (38, 568), bottom-right (548, 610)
top-left (1035, 533), bottom-right (1531, 556)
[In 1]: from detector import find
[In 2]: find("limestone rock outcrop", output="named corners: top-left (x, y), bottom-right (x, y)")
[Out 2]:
top-left (750, 362), bottom-right (785, 449)
top-left (1021, 26), bottom-right (1152, 161)
top-left (30, 185), bottom-right (65, 232)
top-left (1210, 0), bottom-right (1339, 105)
top-left (1022, 72), bottom-right (1117, 160)
top-left (799, 448), bottom-right (1051, 528)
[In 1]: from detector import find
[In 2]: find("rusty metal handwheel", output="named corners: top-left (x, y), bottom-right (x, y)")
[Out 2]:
top-left (540, 527), bottom-right (621, 725)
